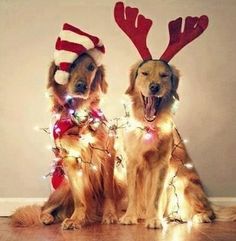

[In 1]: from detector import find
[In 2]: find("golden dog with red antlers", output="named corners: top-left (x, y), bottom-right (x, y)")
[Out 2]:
top-left (114, 1), bottom-right (236, 228)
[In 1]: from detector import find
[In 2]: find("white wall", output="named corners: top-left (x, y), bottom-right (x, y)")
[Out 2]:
top-left (0, 0), bottom-right (235, 198)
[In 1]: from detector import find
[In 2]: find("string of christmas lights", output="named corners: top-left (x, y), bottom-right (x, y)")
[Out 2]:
top-left (36, 96), bottom-right (194, 225)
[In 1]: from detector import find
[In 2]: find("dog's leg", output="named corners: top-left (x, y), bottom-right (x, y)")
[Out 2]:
top-left (40, 182), bottom-right (70, 225)
top-left (61, 156), bottom-right (88, 230)
top-left (120, 159), bottom-right (138, 225)
top-left (169, 128), bottom-right (214, 223)
top-left (145, 163), bottom-right (168, 229)
top-left (102, 150), bottom-right (118, 224)
top-left (183, 172), bottom-right (214, 223)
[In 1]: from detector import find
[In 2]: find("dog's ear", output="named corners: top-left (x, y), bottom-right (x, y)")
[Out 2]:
top-left (92, 65), bottom-right (108, 93)
top-left (170, 65), bottom-right (180, 100)
top-left (126, 60), bottom-right (143, 95)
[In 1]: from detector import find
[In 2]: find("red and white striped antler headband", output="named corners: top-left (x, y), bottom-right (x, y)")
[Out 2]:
top-left (114, 1), bottom-right (209, 62)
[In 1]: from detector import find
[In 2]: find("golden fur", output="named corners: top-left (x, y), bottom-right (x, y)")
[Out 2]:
top-left (11, 54), bottom-right (126, 229)
top-left (121, 60), bottom-right (215, 228)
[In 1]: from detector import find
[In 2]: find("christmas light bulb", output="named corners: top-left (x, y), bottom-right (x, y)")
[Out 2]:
top-left (80, 133), bottom-right (95, 147)
top-left (69, 109), bottom-right (75, 115)
top-left (91, 165), bottom-right (98, 171)
top-left (172, 98), bottom-right (179, 113)
top-left (184, 163), bottom-right (193, 169)
top-left (97, 110), bottom-right (104, 117)
top-left (77, 169), bottom-right (83, 177)
top-left (54, 127), bottom-right (61, 134)
top-left (160, 121), bottom-right (172, 134)
top-left (44, 92), bottom-right (50, 99)
top-left (187, 220), bottom-right (193, 231)
top-left (183, 139), bottom-right (189, 143)
top-left (109, 132), bottom-right (115, 137)
top-left (94, 118), bottom-right (100, 123)
top-left (46, 144), bottom-right (52, 150)
top-left (65, 95), bottom-right (73, 101)
top-left (161, 218), bottom-right (168, 233)
top-left (92, 122), bottom-right (100, 129)
top-left (68, 149), bottom-right (81, 158)
top-left (33, 125), bottom-right (40, 131)
top-left (144, 132), bottom-right (153, 140)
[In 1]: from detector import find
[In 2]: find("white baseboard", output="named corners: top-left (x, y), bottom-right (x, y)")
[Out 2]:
top-left (0, 197), bottom-right (236, 217)
top-left (0, 198), bottom-right (47, 217)
top-left (208, 197), bottom-right (236, 206)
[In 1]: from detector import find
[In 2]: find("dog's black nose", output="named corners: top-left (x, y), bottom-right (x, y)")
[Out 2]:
top-left (75, 81), bottom-right (87, 94)
top-left (149, 83), bottom-right (160, 95)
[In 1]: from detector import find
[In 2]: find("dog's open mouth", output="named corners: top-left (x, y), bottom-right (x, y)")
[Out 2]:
top-left (141, 93), bottom-right (162, 122)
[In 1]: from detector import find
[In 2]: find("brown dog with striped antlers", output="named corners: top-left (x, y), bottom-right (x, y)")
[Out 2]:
top-left (114, 1), bottom-right (236, 228)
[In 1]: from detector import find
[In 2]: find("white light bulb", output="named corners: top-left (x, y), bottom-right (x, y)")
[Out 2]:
top-left (97, 110), bottom-right (104, 117)
top-left (183, 139), bottom-right (189, 143)
top-left (144, 132), bottom-right (152, 140)
top-left (65, 95), bottom-right (73, 101)
top-left (77, 170), bottom-right (83, 177)
top-left (55, 127), bottom-right (61, 134)
top-left (69, 109), bottom-right (75, 115)
top-left (33, 125), bottom-right (40, 131)
top-left (184, 163), bottom-right (193, 169)
top-left (46, 145), bottom-right (52, 150)
top-left (91, 165), bottom-right (97, 171)
top-left (44, 92), bottom-right (50, 99)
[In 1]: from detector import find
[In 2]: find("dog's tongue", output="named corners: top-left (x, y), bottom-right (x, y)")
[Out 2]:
top-left (145, 96), bottom-right (156, 120)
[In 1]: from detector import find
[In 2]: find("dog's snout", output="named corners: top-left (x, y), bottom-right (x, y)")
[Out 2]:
top-left (75, 81), bottom-right (87, 94)
top-left (149, 82), bottom-right (161, 95)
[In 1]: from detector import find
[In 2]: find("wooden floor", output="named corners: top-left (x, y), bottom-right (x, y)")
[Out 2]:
top-left (1, 217), bottom-right (236, 241)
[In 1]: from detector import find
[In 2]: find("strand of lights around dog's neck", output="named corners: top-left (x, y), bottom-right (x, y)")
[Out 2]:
top-left (36, 109), bottom-right (115, 178)
top-left (36, 94), bottom-right (193, 224)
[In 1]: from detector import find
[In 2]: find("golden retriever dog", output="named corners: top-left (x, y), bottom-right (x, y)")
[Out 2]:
top-left (12, 53), bottom-right (126, 229)
top-left (120, 60), bottom-right (223, 228)
top-left (114, 1), bottom-right (236, 229)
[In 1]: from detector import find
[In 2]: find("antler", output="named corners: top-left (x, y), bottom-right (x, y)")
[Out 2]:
top-left (114, 1), bottom-right (153, 60)
top-left (160, 16), bottom-right (209, 62)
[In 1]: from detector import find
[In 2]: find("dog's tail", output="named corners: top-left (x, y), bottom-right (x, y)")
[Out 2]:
top-left (11, 205), bottom-right (42, 227)
top-left (212, 204), bottom-right (236, 221)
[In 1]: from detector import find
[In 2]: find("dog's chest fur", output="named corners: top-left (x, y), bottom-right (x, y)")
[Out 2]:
top-left (123, 123), bottom-right (173, 168)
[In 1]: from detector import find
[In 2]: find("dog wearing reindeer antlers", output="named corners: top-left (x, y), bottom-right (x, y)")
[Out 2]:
top-left (11, 23), bottom-right (126, 229)
top-left (114, 1), bottom-right (236, 229)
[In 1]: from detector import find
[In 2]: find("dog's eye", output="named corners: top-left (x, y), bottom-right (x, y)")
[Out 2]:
top-left (160, 73), bottom-right (169, 78)
top-left (141, 72), bottom-right (149, 76)
top-left (87, 64), bottom-right (95, 71)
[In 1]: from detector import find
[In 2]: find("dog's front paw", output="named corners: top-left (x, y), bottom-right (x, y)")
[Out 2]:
top-left (62, 217), bottom-right (87, 230)
top-left (120, 213), bottom-right (138, 225)
top-left (62, 210), bottom-right (87, 230)
top-left (102, 212), bottom-right (118, 224)
top-left (145, 217), bottom-right (162, 229)
top-left (40, 213), bottom-right (54, 225)
top-left (192, 213), bottom-right (212, 224)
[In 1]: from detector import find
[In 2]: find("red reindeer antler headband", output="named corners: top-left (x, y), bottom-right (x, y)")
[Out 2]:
top-left (114, 1), bottom-right (209, 62)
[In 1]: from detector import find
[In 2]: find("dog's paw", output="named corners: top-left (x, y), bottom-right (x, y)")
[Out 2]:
top-left (62, 217), bottom-right (87, 230)
top-left (40, 213), bottom-right (54, 225)
top-left (192, 213), bottom-right (212, 224)
top-left (102, 212), bottom-right (118, 224)
top-left (145, 218), bottom-right (162, 229)
top-left (119, 214), bottom-right (138, 225)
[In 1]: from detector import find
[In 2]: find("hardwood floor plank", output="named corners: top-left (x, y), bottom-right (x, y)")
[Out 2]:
top-left (0, 218), bottom-right (236, 241)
